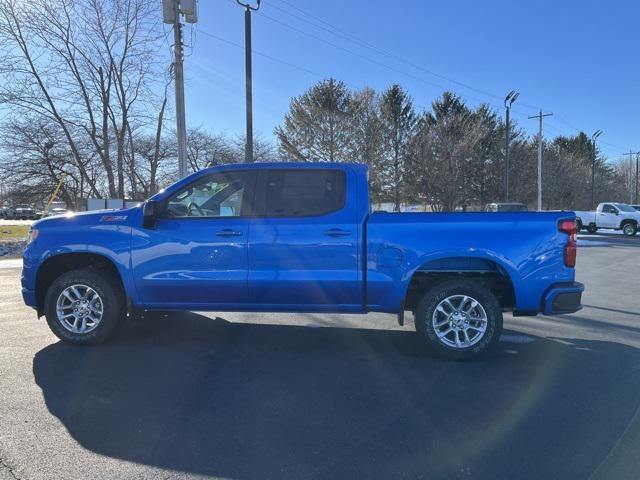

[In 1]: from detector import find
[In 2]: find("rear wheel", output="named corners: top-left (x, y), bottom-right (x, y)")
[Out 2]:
top-left (586, 224), bottom-right (598, 234)
top-left (414, 280), bottom-right (503, 360)
top-left (44, 268), bottom-right (124, 345)
top-left (622, 222), bottom-right (637, 236)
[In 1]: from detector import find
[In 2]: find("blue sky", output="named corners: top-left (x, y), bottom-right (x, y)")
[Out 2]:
top-left (177, 0), bottom-right (639, 160)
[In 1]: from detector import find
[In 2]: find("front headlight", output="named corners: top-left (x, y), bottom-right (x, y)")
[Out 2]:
top-left (26, 227), bottom-right (39, 245)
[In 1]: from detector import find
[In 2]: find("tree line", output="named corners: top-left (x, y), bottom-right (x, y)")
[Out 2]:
top-left (275, 78), bottom-right (629, 211)
top-left (0, 0), bottom-right (632, 211)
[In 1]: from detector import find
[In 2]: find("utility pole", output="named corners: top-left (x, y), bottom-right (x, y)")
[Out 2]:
top-left (590, 130), bottom-right (602, 209)
top-left (163, 0), bottom-right (198, 178)
top-left (528, 110), bottom-right (553, 211)
top-left (622, 149), bottom-right (640, 204)
top-left (504, 91), bottom-right (519, 202)
top-left (633, 153), bottom-right (640, 205)
top-left (236, 0), bottom-right (261, 163)
top-left (173, 15), bottom-right (187, 179)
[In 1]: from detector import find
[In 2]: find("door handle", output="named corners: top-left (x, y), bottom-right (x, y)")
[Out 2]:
top-left (323, 228), bottom-right (351, 237)
top-left (216, 229), bottom-right (243, 237)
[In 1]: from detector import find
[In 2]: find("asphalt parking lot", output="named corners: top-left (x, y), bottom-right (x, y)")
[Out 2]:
top-left (1, 232), bottom-right (639, 480)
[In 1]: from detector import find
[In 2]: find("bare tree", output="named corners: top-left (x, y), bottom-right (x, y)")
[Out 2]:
top-left (0, 0), bottom-right (167, 199)
top-left (234, 133), bottom-right (278, 163)
top-left (186, 128), bottom-right (238, 172)
top-left (0, 117), bottom-right (82, 206)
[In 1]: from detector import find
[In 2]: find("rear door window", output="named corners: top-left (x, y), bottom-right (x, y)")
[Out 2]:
top-left (256, 169), bottom-right (346, 217)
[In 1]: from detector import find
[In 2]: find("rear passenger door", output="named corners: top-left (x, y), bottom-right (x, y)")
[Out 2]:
top-left (247, 168), bottom-right (361, 310)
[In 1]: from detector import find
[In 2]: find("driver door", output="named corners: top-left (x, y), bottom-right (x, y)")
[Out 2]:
top-left (598, 204), bottom-right (618, 228)
top-left (131, 170), bottom-right (256, 308)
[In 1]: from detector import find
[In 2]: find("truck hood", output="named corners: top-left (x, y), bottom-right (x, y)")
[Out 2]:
top-left (33, 207), bottom-right (140, 229)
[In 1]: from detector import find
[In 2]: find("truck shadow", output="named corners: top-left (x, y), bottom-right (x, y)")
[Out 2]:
top-left (33, 311), bottom-right (640, 480)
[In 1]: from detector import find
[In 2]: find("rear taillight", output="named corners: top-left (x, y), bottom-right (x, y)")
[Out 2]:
top-left (559, 219), bottom-right (577, 267)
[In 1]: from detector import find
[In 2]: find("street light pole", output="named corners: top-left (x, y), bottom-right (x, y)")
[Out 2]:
top-left (236, 0), bottom-right (261, 163)
top-left (590, 130), bottom-right (602, 209)
top-left (504, 91), bottom-right (519, 202)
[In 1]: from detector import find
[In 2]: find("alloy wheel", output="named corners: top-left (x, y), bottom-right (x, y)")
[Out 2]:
top-left (56, 284), bottom-right (104, 334)
top-left (431, 294), bottom-right (488, 348)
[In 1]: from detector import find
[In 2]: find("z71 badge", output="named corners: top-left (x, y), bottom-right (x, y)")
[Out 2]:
top-left (100, 215), bottom-right (128, 222)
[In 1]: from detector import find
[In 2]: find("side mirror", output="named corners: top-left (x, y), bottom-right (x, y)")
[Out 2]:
top-left (142, 200), bottom-right (158, 229)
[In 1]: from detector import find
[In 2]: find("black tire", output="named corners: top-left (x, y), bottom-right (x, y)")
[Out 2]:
top-left (621, 222), bottom-right (637, 237)
top-left (586, 224), bottom-right (598, 234)
top-left (414, 280), bottom-right (503, 360)
top-left (44, 268), bottom-right (124, 345)
top-left (576, 219), bottom-right (583, 231)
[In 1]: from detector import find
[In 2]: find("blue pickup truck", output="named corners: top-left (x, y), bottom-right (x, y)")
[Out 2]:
top-left (21, 163), bottom-right (583, 359)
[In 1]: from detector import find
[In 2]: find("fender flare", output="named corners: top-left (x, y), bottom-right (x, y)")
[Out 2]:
top-left (398, 248), bottom-right (522, 308)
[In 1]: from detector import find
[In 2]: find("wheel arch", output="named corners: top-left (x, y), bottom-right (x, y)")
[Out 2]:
top-left (35, 252), bottom-right (127, 315)
top-left (620, 218), bottom-right (638, 228)
top-left (402, 254), bottom-right (519, 313)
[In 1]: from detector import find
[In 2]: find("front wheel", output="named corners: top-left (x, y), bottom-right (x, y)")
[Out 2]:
top-left (414, 280), bottom-right (503, 360)
top-left (622, 223), bottom-right (637, 236)
top-left (44, 268), bottom-right (124, 345)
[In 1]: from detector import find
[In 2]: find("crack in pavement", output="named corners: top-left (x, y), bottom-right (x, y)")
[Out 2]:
top-left (0, 455), bottom-right (23, 480)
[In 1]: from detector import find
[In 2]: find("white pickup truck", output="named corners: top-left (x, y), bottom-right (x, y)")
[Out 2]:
top-left (575, 202), bottom-right (640, 236)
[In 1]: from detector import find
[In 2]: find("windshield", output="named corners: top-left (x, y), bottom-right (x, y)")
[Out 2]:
top-left (615, 204), bottom-right (637, 212)
top-left (498, 204), bottom-right (527, 212)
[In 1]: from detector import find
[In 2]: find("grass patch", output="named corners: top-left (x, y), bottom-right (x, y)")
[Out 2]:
top-left (0, 225), bottom-right (30, 241)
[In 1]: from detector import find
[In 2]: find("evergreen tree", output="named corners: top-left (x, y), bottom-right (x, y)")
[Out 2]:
top-left (379, 85), bottom-right (418, 211)
top-left (348, 87), bottom-right (385, 202)
top-left (274, 78), bottom-right (352, 162)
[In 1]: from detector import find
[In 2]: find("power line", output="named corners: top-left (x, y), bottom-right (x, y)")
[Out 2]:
top-left (265, 0), bottom-right (628, 154)
top-left (227, 0), bottom-right (551, 126)
top-left (551, 113), bottom-right (626, 153)
top-left (197, 29), bottom-right (328, 79)
top-left (199, 3), bottom-right (626, 156)
top-left (257, 6), bottom-right (567, 131)
top-left (256, 9), bottom-right (556, 126)
top-left (270, 0), bottom-right (542, 111)
top-left (259, 12), bottom-right (447, 92)
top-left (202, 26), bottom-right (535, 131)
top-left (201, 29), bottom-right (625, 155)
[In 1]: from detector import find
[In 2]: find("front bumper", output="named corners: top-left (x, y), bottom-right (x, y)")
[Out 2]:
top-left (542, 282), bottom-right (584, 315)
top-left (22, 288), bottom-right (36, 309)
top-left (20, 253), bottom-right (38, 310)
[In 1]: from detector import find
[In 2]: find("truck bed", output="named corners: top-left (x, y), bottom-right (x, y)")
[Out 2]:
top-left (365, 211), bottom-right (576, 313)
